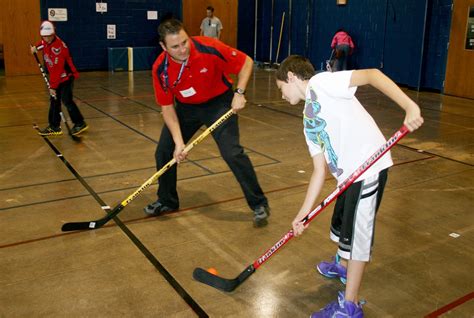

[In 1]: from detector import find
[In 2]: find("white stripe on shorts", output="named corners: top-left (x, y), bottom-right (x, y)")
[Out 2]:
top-left (350, 173), bottom-right (380, 261)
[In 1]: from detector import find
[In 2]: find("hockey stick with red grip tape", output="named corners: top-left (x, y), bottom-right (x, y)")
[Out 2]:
top-left (61, 109), bottom-right (234, 232)
top-left (193, 125), bottom-right (409, 292)
top-left (31, 47), bottom-right (80, 142)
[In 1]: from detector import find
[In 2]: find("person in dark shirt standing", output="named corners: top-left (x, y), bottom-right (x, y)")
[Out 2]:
top-left (146, 19), bottom-right (270, 227)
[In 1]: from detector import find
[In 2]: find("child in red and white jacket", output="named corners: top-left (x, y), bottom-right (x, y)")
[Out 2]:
top-left (31, 21), bottom-right (88, 136)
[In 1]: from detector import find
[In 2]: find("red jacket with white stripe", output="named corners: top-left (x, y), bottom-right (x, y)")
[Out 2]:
top-left (35, 36), bottom-right (79, 89)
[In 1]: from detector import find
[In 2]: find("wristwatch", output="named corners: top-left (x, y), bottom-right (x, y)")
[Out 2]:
top-left (234, 88), bottom-right (246, 95)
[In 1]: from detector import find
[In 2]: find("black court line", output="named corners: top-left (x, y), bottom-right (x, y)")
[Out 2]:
top-left (397, 145), bottom-right (474, 167)
top-left (76, 96), bottom-right (282, 173)
top-left (0, 155), bottom-right (439, 251)
top-left (75, 96), bottom-right (213, 174)
top-left (0, 144), bottom-right (279, 194)
top-left (0, 178), bottom-right (77, 192)
top-left (0, 159), bottom-right (281, 211)
top-left (88, 90), bottom-right (284, 166)
top-left (100, 86), bottom-right (161, 113)
top-left (0, 194), bottom-right (93, 211)
top-left (252, 99), bottom-right (474, 122)
top-left (33, 126), bottom-right (208, 318)
top-left (249, 102), bottom-right (303, 119)
top-left (0, 149), bottom-right (255, 192)
top-left (0, 111), bottom-right (149, 129)
top-left (76, 96), bottom-right (158, 144)
top-left (243, 144), bottom-right (282, 163)
top-left (0, 144), bottom-right (269, 193)
top-left (253, 102), bottom-right (474, 167)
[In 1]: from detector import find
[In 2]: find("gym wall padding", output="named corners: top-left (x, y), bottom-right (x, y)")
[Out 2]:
top-left (422, 0), bottom-right (453, 91)
top-left (245, 0), bottom-right (452, 91)
top-left (108, 48), bottom-right (128, 72)
top-left (381, 0), bottom-right (428, 89)
top-left (288, 0), bottom-right (313, 57)
top-left (39, 0), bottom-right (181, 70)
top-left (107, 46), bottom-right (159, 72)
top-left (133, 47), bottom-right (161, 71)
top-left (309, 0), bottom-right (388, 71)
top-left (237, 0), bottom-right (255, 58)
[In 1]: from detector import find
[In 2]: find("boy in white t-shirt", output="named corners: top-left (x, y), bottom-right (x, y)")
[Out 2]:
top-left (275, 55), bottom-right (423, 317)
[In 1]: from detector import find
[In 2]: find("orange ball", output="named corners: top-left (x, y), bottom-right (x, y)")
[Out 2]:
top-left (207, 267), bottom-right (218, 275)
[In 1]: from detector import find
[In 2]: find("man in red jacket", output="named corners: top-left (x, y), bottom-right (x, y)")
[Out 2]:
top-left (146, 18), bottom-right (270, 227)
top-left (31, 21), bottom-right (88, 136)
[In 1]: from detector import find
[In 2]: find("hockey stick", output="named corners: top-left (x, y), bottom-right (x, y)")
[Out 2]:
top-left (193, 125), bottom-right (409, 292)
top-left (274, 11), bottom-right (286, 66)
top-left (326, 49), bottom-right (335, 72)
top-left (32, 48), bottom-right (80, 142)
top-left (61, 108), bottom-right (235, 232)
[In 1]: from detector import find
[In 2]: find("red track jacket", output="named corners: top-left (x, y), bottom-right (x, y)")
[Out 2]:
top-left (35, 36), bottom-right (79, 89)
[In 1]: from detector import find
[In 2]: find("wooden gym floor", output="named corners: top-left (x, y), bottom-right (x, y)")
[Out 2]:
top-left (0, 68), bottom-right (473, 317)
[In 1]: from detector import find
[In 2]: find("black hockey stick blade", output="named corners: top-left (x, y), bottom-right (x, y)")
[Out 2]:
top-left (193, 265), bottom-right (255, 292)
top-left (61, 204), bottom-right (124, 231)
top-left (61, 109), bottom-right (234, 232)
top-left (61, 219), bottom-right (105, 231)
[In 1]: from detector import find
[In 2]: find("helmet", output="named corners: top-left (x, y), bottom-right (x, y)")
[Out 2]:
top-left (40, 21), bottom-right (55, 36)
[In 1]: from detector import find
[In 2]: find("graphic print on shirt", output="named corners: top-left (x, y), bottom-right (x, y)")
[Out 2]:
top-left (44, 54), bottom-right (54, 68)
top-left (304, 88), bottom-right (343, 176)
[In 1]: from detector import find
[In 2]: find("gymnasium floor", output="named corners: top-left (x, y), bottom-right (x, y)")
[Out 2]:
top-left (0, 68), bottom-right (473, 317)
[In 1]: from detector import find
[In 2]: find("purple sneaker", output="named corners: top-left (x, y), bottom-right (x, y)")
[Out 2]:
top-left (316, 254), bottom-right (347, 284)
top-left (310, 291), bottom-right (364, 318)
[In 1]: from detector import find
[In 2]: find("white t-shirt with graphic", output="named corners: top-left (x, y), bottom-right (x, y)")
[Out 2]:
top-left (303, 70), bottom-right (393, 185)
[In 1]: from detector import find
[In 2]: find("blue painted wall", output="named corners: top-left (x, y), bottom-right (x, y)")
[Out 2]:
top-left (237, 0), bottom-right (256, 58)
top-left (382, 0), bottom-right (428, 88)
top-left (239, 0), bottom-right (452, 91)
top-left (39, 0), bottom-right (452, 91)
top-left (39, 0), bottom-right (181, 70)
top-left (289, 0), bottom-right (313, 57)
top-left (422, 0), bottom-right (452, 90)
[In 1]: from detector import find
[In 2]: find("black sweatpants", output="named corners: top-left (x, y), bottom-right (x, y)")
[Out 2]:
top-left (49, 78), bottom-right (84, 128)
top-left (154, 90), bottom-right (268, 210)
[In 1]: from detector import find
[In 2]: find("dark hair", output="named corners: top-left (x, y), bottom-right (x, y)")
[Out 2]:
top-left (158, 18), bottom-right (185, 44)
top-left (276, 55), bottom-right (315, 82)
top-left (207, 6), bottom-right (214, 12)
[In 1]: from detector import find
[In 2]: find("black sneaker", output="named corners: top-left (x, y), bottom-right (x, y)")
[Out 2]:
top-left (253, 205), bottom-right (270, 227)
top-left (38, 126), bottom-right (63, 136)
top-left (144, 200), bottom-right (177, 216)
top-left (71, 122), bottom-right (88, 135)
